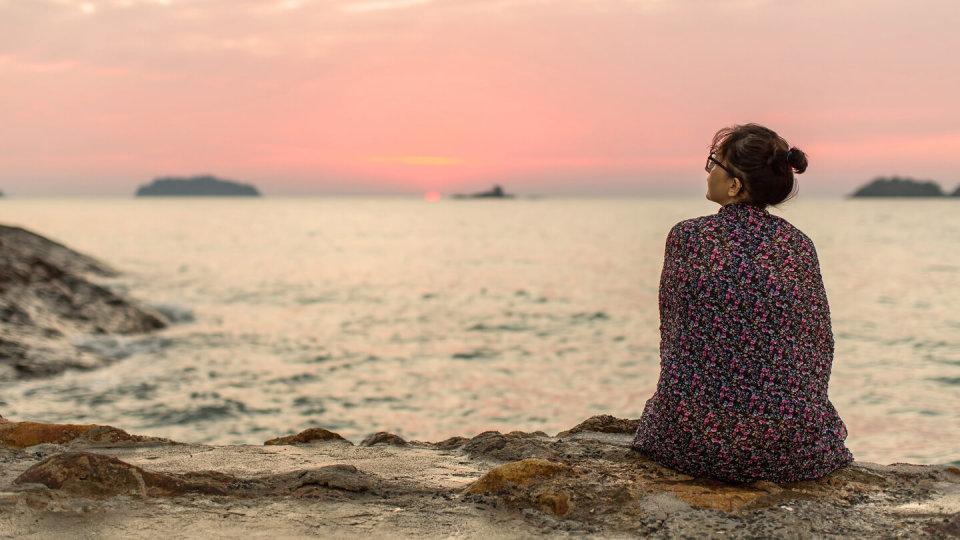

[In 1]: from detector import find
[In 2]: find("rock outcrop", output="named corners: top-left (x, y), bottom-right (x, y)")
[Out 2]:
top-left (1, 415), bottom-right (957, 537)
top-left (0, 225), bottom-right (167, 381)
top-left (0, 420), bottom-right (171, 449)
top-left (264, 428), bottom-right (352, 446)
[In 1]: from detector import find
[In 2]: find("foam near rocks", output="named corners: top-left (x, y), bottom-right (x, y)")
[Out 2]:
top-left (0, 224), bottom-right (168, 381)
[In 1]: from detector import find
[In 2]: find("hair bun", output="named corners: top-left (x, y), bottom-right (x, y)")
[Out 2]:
top-left (785, 146), bottom-right (808, 174)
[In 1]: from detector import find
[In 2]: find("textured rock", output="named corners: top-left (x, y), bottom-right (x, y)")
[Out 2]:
top-left (273, 465), bottom-right (377, 496)
top-left (0, 421), bottom-right (169, 449)
top-left (0, 225), bottom-right (167, 381)
top-left (264, 428), bottom-right (352, 446)
top-left (360, 432), bottom-right (408, 447)
top-left (2, 417), bottom-right (959, 537)
top-left (467, 459), bottom-right (570, 494)
top-left (462, 430), bottom-right (558, 461)
top-left (14, 452), bottom-right (233, 497)
top-left (555, 415), bottom-right (640, 438)
top-left (431, 436), bottom-right (469, 450)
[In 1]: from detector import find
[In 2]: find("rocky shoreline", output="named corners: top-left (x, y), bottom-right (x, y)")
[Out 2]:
top-left (0, 415), bottom-right (958, 538)
top-left (0, 225), bottom-right (167, 381)
top-left (2, 225), bottom-right (959, 537)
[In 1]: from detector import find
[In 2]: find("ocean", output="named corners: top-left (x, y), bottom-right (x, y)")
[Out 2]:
top-left (1, 196), bottom-right (958, 465)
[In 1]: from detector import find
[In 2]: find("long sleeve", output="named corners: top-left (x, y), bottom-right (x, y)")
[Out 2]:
top-left (632, 203), bottom-right (853, 483)
top-left (658, 223), bottom-right (688, 359)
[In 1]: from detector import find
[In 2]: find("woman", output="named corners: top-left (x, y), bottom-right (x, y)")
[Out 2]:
top-left (631, 123), bottom-right (854, 484)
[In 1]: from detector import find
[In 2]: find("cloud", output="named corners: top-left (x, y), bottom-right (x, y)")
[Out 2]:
top-left (340, 0), bottom-right (434, 13)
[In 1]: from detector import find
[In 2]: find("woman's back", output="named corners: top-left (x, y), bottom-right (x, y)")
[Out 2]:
top-left (631, 201), bottom-right (854, 483)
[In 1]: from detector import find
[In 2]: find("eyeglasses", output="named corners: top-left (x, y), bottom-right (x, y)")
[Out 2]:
top-left (705, 153), bottom-right (736, 178)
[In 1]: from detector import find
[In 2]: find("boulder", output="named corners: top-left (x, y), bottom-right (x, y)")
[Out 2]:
top-left (0, 225), bottom-right (167, 381)
top-left (264, 428), bottom-right (352, 446)
top-left (555, 415), bottom-right (640, 437)
top-left (14, 452), bottom-right (233, 497)
top-left (0, 421), bottom-right (171, 449)
top-left (360, 432), bottom-right (408, 447)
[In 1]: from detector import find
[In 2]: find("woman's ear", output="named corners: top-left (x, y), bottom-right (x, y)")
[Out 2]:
top-left (728, 177), bottom-right (743, 196)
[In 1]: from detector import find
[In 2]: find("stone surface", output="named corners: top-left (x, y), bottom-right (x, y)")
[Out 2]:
top-left (14, 452), bottom-right (233, 497)
top-left (360, 432), bottom-right (408, 447)
top-left (2, 417), bottom-right (958, 538)
top-left (264, 428), bottom-right (352, 446)
top-left (0, 421), bottom-right (171, 449)
top-left (0, 225), bottom-right (167, 381)
top-left (555, 414), bottom-right (640, 438)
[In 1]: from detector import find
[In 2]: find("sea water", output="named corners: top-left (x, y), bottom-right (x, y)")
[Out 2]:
top-left (1, 196), bottom-right (958, 465)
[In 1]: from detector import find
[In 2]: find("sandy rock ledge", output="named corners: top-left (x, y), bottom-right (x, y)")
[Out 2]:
top-left (1, 416), bottom-right (959, 538)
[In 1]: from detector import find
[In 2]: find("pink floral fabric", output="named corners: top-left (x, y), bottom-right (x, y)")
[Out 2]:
top-left (631, 201), bottom-right (854, 483)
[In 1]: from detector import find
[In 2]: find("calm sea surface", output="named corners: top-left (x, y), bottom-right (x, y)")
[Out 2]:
top-left (1, 197), bottom-right (958, 465)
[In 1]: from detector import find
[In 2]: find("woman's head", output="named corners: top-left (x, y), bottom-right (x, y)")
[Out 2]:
top-left (704, 123), bottom-right (808, 208)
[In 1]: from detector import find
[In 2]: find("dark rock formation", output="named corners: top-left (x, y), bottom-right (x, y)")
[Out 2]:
top-left (360, 432), bottom-right (408, 447)
top-left (850, 176), bottom-right (945, 197)
top-left (0, 225), bottom-right (167, 381)
top-left (0, 420), bottom-right (172, 449)
top-left (451, 184), bottom-right (514, 199)
top-left (272, 464), bottom-right (377, 495)
top-left (264, 428), bottom-right (352, 446)
top-left (135, 175), bottom-right (261, 197)
top-left (432, 436), bottom-right (469, 450)
top-left (15, 452), bottom-right (233, 497)
top-left (952, 184), bottom-right (960, 197)
top-left (462, 431), bottom-right (558, 462)
top-left (555, 414), bottom-right (640, 438)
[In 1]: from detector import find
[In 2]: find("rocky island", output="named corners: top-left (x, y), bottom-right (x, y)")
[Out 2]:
top-left (0, 225), bottom-right (167, 381)
top-left (135, 175), bottom-right (261, 197)
top-left (850, 176), bottom-right (947, 197)
top-left (452, 184), bottom-right (515, 199)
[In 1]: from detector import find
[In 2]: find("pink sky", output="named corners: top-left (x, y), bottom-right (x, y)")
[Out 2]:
top-left (1, 0), bottom-right (958, 196)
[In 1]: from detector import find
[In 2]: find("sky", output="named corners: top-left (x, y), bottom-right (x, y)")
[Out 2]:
top-left (1, 0), bottom-right (959, 196)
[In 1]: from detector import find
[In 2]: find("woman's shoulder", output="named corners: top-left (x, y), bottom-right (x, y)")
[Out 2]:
top-left (766, 214), bottom-right (818, 251)
top-left (670, 211), bottom-right (817, 252)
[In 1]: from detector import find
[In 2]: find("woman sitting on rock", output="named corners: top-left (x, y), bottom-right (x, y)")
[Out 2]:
top-left (631, 123), bottom-right (854, 483)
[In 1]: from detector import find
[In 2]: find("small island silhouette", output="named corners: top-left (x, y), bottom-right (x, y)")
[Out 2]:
top-left (451, 184), bottom-right (515, 199)
top-left (136, 175), bottom-right (261, 197)
top-left (850, 176), bottom-right (951, 198)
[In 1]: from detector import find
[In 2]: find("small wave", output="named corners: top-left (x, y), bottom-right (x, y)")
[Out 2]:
top-left (149, 302), bottom-right (196, 323)
top-left (296, 295), bottom-right (336, 305)
top-left (928, 376), bottom-right (960, 386)
top-left (451, 348), bottom-right (500, 360)
top-left (134, 398), bottom-right (279, 427)
top-left (72, 335), bottom-right (174, 360)
top-left (571, 311), bottom-right (610, 322)
top-left (269, 372), bottom-right (321, 385)
top-left (467, 323), bottom-right (531, 332)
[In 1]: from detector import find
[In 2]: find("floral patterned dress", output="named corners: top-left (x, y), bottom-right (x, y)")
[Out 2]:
top-left (631, 201), bottom-right (854, 483)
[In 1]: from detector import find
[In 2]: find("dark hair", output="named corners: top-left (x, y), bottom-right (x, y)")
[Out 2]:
top-left (710, 123), bottom-right (808, 208)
